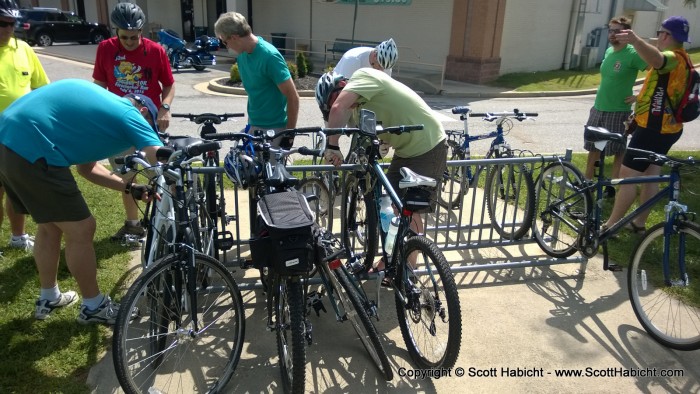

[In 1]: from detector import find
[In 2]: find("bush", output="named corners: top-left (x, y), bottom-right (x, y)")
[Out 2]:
top-left (229, 63), bottom-right (241, 83)
top-left (287, 61), bottom-right (298, 80)
top-left (296, 52), bottom-right (308, 78)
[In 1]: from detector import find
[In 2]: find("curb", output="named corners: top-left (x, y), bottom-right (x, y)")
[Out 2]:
top-left (207, 78), bottom-right (316, 97)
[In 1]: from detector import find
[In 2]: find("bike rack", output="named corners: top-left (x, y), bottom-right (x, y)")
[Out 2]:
top-left (223, 150), bottom-right (585, 290)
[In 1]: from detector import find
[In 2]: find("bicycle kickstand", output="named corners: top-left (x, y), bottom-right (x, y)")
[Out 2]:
top-left (601, 243), bottom-right (622, 272)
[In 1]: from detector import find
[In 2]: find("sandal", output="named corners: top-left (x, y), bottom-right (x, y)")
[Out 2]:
top-left (367, 257), bottom-right (386, 274)
top-left (624, 222), bottom-right (646, 234)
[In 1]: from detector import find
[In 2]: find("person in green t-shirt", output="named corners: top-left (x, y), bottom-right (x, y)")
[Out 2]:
top-left (584, 16), bottom-right (647, 182)
top-left (316, 68), bottom-right (447, 273)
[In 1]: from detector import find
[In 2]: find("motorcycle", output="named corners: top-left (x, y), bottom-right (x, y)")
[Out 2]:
top-left (157, 29), bottom-right (219, 71)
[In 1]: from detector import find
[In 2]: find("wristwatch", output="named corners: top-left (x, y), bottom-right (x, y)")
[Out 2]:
top-left (160, 103), bottom-right (170, 111)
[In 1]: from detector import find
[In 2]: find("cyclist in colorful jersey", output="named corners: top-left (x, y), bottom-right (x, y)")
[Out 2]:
top-left (0, 0), bottom-right (49, 251)
top-left (317, 68), bottom-right (446, 273)
top-left (0, 79), bottom-right (163, 325)
top-left (604, 16), bottom-right (692, 233)
top-left (333, 38), bottom-right (398, 78)
top-left (92, 2), bottom-right (174, 241)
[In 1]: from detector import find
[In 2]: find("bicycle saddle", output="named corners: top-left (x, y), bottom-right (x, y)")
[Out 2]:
top-left (583, 126), bottom-right (625, 145)
top-left (169, 136), bottom-right (204, 150)
top-left (398, 167), bottom-right (436, 189)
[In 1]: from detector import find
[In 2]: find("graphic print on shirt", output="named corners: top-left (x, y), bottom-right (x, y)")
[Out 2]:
top-left (113, 57), bottom-right (149, 95)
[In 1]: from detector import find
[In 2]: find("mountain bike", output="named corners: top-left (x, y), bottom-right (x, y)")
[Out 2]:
top-left (112, 141), bottom-right (245, 394)
top-left (334, 109), bottom-right (462, 369)
top-left (440, 107), bottom-right (537, 240)
top-left (533, 125), bottom-right (700, 350)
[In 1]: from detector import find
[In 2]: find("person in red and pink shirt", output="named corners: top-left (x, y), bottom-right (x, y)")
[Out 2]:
top-left (92, 2), bottom-right (175, 241)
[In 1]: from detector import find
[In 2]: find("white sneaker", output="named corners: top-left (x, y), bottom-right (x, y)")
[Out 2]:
top-left (77, 296), bottom-right (121, 325)
top-left (35, 291), bottom-right (79, 320)
top-left (9, 234), bottom-right (34, 251)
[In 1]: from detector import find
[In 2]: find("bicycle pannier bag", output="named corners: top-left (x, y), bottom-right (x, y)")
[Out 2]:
top-left (250, 190), bottom-right (315, 274)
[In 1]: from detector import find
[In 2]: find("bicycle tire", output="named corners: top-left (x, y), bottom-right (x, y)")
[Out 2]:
top-left (485, 163), bottom-right (535, 240)
top-left (141, 199), bottom-right (176, 269)
top-left (628, 220), bottom-right (700, 351)
top-left (113, 252), bottom-right (245, 394)
top-left (298, 176), bottom-right (333, 233)
top-left (395, 236), bottom-right (461, 369)
top-left (340, 174), bottom-right (378, 269)
top-left (438, 144), bottom-right (467, 210)
top-left (275, 278), bottom-right (306, 394)
top-left (331, 266), bottom-right (394, 380)
top-left (532, 161), bottom-right (590, 258)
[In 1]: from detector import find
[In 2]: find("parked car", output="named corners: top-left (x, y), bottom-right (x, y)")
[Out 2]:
top-left (14, 8), bottom-right (110, 47)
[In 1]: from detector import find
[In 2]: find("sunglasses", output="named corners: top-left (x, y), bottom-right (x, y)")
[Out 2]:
top-left (656, 30), bottom-right (670, 37)
top-left (608, 28), bottom-right (622, 35)
top-left (0, 20), bottom-right (15, 28)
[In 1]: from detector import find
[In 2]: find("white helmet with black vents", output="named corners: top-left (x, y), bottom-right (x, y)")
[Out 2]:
top-left (375, 38), bottom-right (398, 70)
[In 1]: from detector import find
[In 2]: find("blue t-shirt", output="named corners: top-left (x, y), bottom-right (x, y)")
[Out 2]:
top-left (237, 37), bottom-right (291, 128)
top-left (0, 79), bottom-right (162, 166)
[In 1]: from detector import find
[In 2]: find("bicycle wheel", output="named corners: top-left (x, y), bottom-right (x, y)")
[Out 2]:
top-left (395, 236), bottom-right (461, 369)
top-left (532, 161), bottom-right (590, 258)
top-left (485, 162), bottom-right (535, 240)
top-left (275, 278), bottom-right (306, 394)
top-left (628, 220), bottom-right (700, 350)
top-left (340, 174), bottom-right (378, 269)
top-left (438, 144), bottom-right (468, 210)
top-left (113, 252), bottom-right (245, 394)
top-left (298, 176), bottom-right (333, 233)
top-left (141, 197), bottom-right (176, 269)
top-left (330, 266), bottom-right (393, 380)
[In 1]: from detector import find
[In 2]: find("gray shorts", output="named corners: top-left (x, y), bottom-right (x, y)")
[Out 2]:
top-left (0, 145), bottom-right (91, 223)
top-left (583, 107), bottom-right (630, 155)
top-left (386, 141), bottom-right (447, 213)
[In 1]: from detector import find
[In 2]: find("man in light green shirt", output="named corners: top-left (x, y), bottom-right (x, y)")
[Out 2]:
top-left (584, 16), bottom-right (647, 181)
top-left (317, 68), bottom-right (446, 272)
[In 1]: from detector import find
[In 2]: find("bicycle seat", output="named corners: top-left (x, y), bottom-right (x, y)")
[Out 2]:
top-left (265, 162), bottom-right (299, 189)
top-left (169, 136), bottom-right (205, 151)
top-left (398, 167), bottom-right (436, 189)
top-left (584, 126), bottom-right (625, 145)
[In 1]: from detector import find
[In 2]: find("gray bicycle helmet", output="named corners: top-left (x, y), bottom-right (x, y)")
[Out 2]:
top-left (0, 0), bottom-right (20, 19)
top-left (375, 38), bottom-right (398, 70)
top-left (315, 72), bottom-right (348, 121)
top-left (224, 147), bottom-right (258, 189)
top-left (110, 2), bottom-right (146, 30)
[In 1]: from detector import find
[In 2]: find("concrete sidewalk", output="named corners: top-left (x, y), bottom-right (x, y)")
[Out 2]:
top-left (87, 189), bottom-right (700, 394)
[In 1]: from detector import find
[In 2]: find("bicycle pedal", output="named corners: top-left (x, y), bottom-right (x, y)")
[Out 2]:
top-left (216, 231), bottom-right (235, 251)
top-left (605, 263), bottom-right (623, 272)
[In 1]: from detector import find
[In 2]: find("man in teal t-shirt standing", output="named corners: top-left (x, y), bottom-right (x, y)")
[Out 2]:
top-left (214, 12), bottom-right (299, 148)
top-left (584, 16), bottom-right (647, 182)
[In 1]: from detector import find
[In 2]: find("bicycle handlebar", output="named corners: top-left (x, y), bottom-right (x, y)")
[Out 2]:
top-left (452, 106), bottom-right (538, 120)
top-left (627, 147), bottom-right (697, 167)
top-left (378, 124), bottom-right (424, 135)
top-left (172, 112), bottom-right (245, 125)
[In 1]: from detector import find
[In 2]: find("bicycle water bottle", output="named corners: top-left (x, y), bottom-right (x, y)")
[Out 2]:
top-left (379, 195), bottom-right (393, 233)
top-left (384, 216), bottom-right (399, 259)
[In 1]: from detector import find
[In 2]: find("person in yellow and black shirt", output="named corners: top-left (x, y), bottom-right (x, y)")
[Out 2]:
top-left (0, 0), bottom-right (49, 251)
top-left (604, 16), bottom-right (691, 233)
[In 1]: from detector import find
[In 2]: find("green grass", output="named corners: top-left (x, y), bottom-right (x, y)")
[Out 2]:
top-left (489, 48), bottom-right (700, 92)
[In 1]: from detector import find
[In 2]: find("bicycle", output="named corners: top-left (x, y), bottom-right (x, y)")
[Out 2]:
top-left (532, 125), bottom-right (700, 350)
top-left (335, 109), bottom-right (462, 369)
top-left (297, 132), bottom-right (341, 233)
top-left (440, 107), bottom-right (537, 240)
top-left (112, 141), bottom-right (246, 393)
top-left (205, 126), bottom-right (326, 393)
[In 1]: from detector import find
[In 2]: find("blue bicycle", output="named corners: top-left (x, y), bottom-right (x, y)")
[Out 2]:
top-left (440, 107), bottom-right (537, 240)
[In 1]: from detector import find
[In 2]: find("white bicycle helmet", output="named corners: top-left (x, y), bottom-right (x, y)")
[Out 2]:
top-left (315, 72), bottom-right (348, 121)
top-left (375, 38), bottom-right (398, 70)
top-left (0, 0), bottom-right (20, 19)
top-left (110, 2), bottom-right (146, 30)
top-left (224, 147), bottom-right (258, 189)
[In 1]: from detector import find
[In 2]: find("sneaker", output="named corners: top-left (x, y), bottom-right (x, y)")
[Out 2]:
top-left (111, 221), bottom-right (146, 241)
top-left (9, 234), bottom-right (34, 251)
top-left (77, 296), bottom-right (120, 325)
top-left (35, 291), bottom-right (79, 320)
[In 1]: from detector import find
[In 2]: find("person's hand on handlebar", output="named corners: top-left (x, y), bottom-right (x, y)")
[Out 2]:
top-left (125, 182), bottom-right (159, 202)
top-left (325, 144), bottom-right (343, 167)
